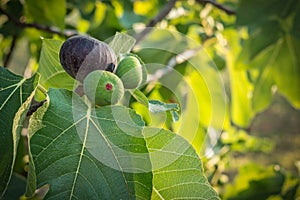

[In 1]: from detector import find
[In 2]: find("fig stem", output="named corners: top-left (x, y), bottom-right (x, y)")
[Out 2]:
top-left (37, 84), bottom-right (48, 94)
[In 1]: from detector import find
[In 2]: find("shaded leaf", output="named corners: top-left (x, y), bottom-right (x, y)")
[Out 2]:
top-left (272, 36), bottom-right (300, 108)
top-left (28, 89), bottom-right (152, 199)
top-left (0, 67), bottom-right (38, 198)
top-left (236, 20), bottom-right (282, 66)
top-left (235, 0), bottom-right (300, 110)
top-left (3, 174), bottom-right (26, 200)
top-left (236, 0), bottom-right (298, 26)
top-left (25, 0), bottom-right (66, 29)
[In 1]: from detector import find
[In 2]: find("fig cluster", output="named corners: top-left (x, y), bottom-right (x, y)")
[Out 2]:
top-left (59, 35), bottom-right (145, 106)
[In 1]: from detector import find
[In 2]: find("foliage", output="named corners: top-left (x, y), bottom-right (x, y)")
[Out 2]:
top-left (0, 0), bottom-right (299, 199)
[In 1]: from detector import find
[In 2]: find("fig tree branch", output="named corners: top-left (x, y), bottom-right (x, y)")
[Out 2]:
top-left (134, 0), bottom-right (177, 44)
top-left (196, 0), bottom-right (236, 15)
top-left (0, 7), bottom-right (77, 37)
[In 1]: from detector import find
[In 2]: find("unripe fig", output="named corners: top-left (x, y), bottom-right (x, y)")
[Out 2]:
top-left (59, 35), bottom-right (117, 82)
top-left (115, 56), bottom-right (143, 89)
top-left (83, 70), bottom-right (124, 106)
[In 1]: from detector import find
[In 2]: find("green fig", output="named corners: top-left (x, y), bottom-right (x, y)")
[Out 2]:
top-left (59, 35), bottom-right (117, 82)
top-left (115, 56), bottom-right (143, 89)
top-left (83, 70), bottom-right (124, 106)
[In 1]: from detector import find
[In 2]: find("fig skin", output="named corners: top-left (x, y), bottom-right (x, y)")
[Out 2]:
top-left (59, 35), bottom-right (117, 82)
top-left (83, 70), bottom-right (124, 106)
top-left (115, 56), bottom-right (143, 89)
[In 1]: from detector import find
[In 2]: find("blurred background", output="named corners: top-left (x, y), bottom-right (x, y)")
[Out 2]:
top-left (0, 0), bottom-right (299, 199)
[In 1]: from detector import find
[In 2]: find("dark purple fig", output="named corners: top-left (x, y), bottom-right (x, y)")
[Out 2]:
top-left (59, 35), bottom-right (117, 82)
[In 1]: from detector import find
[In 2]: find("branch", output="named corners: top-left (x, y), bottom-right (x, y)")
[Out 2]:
top-left (147, 46), bottom-right (203, 82)
top-left (134, 0), bottom-right (177, 44)
top-left (0, 7), bottom-right (77, 37)
top-left (196, 0), bottom-right (236, 15)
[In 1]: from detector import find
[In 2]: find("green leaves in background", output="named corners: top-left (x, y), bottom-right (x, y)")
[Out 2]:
top-left (223, 163), bottom-right (286, 200)
top-left (38, 39), bottom-right (75, 91)
top-left (0, 67), bottom-right (38, 198)
top-left (225, 0), bottom-right (300, 127)
top-left (135, 29), bottom-right (229, 153)
top-left (25, 0), bottom-right (66, 30)
top-left (236, 0), bottom-right (299, 26)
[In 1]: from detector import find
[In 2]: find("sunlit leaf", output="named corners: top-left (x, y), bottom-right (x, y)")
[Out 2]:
top-left (109, 32), bottom-right (136, 56)
top-left (0, 67), bottom-right (38, 198)
top-left (38, 39), bottom-right (75, 91)
top-left (228, 60), bottom-right (254, 127)
top-left (143, 127), bottom-right (220, 200)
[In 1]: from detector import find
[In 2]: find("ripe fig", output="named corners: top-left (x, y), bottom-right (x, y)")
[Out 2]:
top-left (115, 56), bottom-right (143, 89)
top-left (83, 70), bottom-right (124, 106)
top-left (59, 35), bottom-right (117, 82)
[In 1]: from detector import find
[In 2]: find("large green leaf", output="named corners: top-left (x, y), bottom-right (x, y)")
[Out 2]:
top-left (27, 89), bottom-right (152, 199)
top-left (38, 39), bottom-right (75, 91)
top-left (143, 127), bottom-right (220, 199)
top-left (0, 67), bottom-right (38, 198)
top-left (27, 88), bottom-right (220, 199)
top-left (25, 0), bottom-right (66, 29)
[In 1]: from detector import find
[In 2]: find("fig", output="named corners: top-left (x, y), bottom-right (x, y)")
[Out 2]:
top-left (115, 56), bottom-right (143, 89)
top-left (59, 35), bottom-right (117, 82)
top-left (83, 70), bottom-right (124, 106)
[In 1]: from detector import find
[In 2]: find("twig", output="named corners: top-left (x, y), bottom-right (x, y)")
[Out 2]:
top-left (134, 0), bottom-right (177, 44)
top-left (0, 7), bottom-right (77, 37)
top-left (196, 0), bottom-right (236, 15)
top-left (147, 46), bottom-right (203, 82)
top-left (4, 35), bottom-right (17, 68)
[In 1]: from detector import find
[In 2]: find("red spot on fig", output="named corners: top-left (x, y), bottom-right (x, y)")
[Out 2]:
top-left (106, 83), bottom-right (113, 90)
